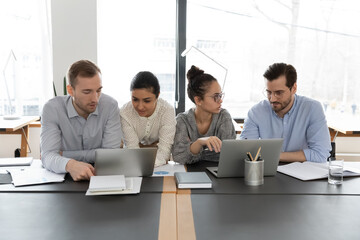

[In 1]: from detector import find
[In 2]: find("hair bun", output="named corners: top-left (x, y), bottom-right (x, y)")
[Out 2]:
top-left (187, 65), bottom-right (204, 82)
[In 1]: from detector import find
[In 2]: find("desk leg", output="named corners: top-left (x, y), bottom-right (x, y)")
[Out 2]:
top-left (20, 126), bottom-right (29, 157)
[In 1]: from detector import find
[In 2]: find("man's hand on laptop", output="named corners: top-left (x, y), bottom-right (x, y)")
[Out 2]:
top-left (65, 159), bottom-right (95, 181)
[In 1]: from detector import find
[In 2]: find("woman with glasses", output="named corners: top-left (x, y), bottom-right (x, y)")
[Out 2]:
top-left (172, 65), bottom-right (236, 164)
top-left (120, 71), bottom-right (176, 167)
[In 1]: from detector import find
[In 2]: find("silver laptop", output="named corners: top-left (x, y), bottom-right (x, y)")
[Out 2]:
top-left (95, 148), bottom-right (157, 177)
top-left (207, 139), bottom-right (283, 178)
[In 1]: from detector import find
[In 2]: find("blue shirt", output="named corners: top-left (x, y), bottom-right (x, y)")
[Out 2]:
top-left (240, 95), bottom-right (331, 163)
top-left (40, 94), bottom-right (123, 173)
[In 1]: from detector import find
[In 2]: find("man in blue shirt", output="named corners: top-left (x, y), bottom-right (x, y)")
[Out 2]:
top-left (240, 63), bottom-right (331, 163)
top-left (41, 60), bottom-right (122, 181)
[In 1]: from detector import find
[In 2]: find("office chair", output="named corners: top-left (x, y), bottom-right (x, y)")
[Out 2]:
top-left (328, 141), bottom-right (336, 161)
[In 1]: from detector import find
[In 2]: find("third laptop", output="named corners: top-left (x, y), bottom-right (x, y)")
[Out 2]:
top-left (207, 139), bottom-right (283, 178)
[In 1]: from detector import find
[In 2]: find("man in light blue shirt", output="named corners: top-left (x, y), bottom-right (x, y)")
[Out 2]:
top-left (41, 60), bottom-right (122, 181)
top-left (240, 63), bottom-right (331, 163)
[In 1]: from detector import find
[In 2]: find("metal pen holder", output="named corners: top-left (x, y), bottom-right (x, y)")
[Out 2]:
top-left (244, 158), bottom-right (264, 186)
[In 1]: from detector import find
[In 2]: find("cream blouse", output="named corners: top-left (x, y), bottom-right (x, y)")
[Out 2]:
top-left (120, 98), bottom-right (176, 166)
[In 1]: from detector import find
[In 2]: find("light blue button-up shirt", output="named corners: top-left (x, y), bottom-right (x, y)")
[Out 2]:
top-left (240, 95), bottom-right (331, 163)
top-left (40, 94), bottom-right (123, 173)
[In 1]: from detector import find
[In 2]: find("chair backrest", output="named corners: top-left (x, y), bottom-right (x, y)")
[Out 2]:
top-left (328, 141), bottom-right (336, 161)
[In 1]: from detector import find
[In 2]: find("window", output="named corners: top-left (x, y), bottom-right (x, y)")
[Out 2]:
top-left (98, 0), bottom-right (359, 125)
top-left (97, 0), bottom-right (176, 107)
top-left (0, 0), bottom-right (52, 117)
top-left (186, 0), bottom-right (360, 122)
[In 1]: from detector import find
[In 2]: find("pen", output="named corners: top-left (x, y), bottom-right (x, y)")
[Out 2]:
top-left (246, 152), bottom-right (252, 161)
top-left (247, 152), bottom-right (254, 161)
top-left (254, 147), bottom-right (261, 162)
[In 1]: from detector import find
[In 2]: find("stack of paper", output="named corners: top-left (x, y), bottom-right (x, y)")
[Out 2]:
top-left (86, 176), bottom-right (142, 196)
top-left (277, 161), bottom-right (360, 181)
top-left (88, 175), bottom-right (126, 192)
top-left (0, 157), bottom-right (33, 167)
top-left (7, 168), bottom-right (65, 186)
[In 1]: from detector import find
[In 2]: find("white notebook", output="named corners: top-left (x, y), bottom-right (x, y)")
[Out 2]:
top-left (88, 175), bottom-right (126, 192)
top-left (86, 177), bottom-right (142, 196)
top-left (174, 172), bottom-right (212, 189)
top-left (277, 162), bottom-right (360, 181)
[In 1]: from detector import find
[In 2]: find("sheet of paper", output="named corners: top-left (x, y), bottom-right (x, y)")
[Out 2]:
top-left (89, 175), bottom-right (126, 192)
top-left (344, 162), bottom-right (360, 174)
top-left (0, 159), bottom-right (43, 174)
top-left (152, 161), bottom-right (186, 177)
top-left (8, 168), bottom-right (65, 187)
top-left (277, 161), bottom-right (360, 181)
top-left (85, 177), bottom-right (142, 196)
top-left (0, 157), bottom-right (33, 167)
top-left (277, 162), bottom-right (328, 181)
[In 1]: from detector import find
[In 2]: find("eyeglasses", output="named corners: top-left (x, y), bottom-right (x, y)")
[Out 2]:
top-left (206, 92), bottom-right (225, 103)
top-left (263, 87), bottom-right (292, 98)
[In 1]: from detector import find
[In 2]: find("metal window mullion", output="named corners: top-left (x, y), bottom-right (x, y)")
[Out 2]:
top-left (175, 0), bottom-right (187, 115)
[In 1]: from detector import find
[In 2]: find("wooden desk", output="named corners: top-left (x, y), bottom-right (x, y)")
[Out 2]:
top-left (328, 120), bottom-right (360, 134)
top-left (0, 116), bottom-right (40, 157)
top-left (233, 119), bottom-right (243, 134)
top-left (327, 114), bottom-right (360, 140)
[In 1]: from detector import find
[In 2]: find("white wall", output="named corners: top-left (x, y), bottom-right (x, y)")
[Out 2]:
top-left (335, 137), bottom-right (360, 161)
top-left (51, 0), bottom-right (98, 94)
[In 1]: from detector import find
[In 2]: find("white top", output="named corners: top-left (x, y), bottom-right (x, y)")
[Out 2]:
top-left (120, 98), bottom-right (176, 167)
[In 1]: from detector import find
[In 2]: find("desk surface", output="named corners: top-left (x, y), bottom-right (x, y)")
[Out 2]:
top-left (0, 116), bottom-right (39, 131)
top-left (1, 161), bottom-right (360, 239)
top-left (2, 161), bottom-right (360, 195)
top-left (190, 194), bottom-right (360, 240)
top-left (0, 192), bottom-right (162, 240)
top-left (186, 161), bottom-right (360, 195)
top-left (0, 174), bottom-right (165, 193)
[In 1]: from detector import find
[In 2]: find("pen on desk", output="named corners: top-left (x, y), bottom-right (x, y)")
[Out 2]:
top-left (254, 147), bottom-right (261, 162)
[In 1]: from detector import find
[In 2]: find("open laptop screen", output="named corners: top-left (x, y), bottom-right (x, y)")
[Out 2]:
top-left (95, 148), bottom-right (157, 177)
top-left (207, 139), bottom-right (283, 178)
